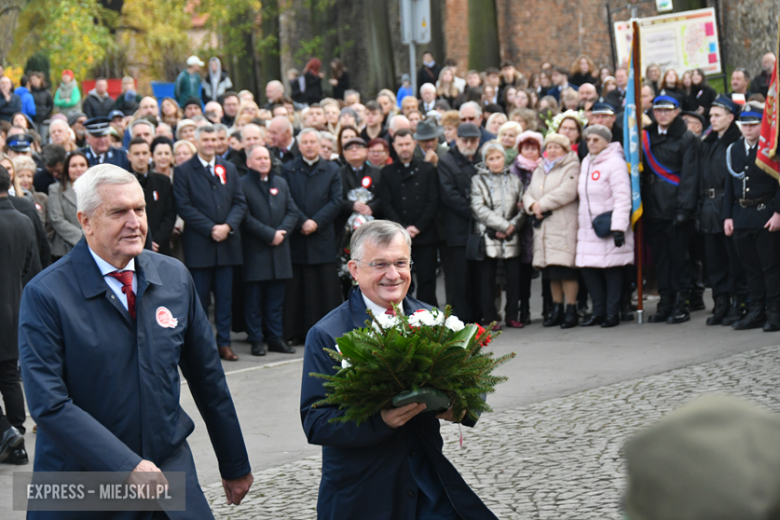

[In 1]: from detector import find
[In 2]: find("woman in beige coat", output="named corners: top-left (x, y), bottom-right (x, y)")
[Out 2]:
top-left (471, 142), bottom-right (526, 329)
top-left (522, 133), bottom-right (581, 328)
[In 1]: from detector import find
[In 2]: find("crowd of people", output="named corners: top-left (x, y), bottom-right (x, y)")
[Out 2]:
top-left (1, 47), bottom-right (779, 463)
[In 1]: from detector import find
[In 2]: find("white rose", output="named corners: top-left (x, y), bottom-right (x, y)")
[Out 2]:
top-left (408, 310), bottom-right (437, 327)
top-left (341, 358), bottom-right (352, 369)
top-left (444, 315), bottom-right (465, 332)
top-left (373, 312), bottom-right (400, 331)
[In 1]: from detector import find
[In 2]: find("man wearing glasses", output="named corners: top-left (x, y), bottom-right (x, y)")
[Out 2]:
top-left (300, 219), bottom-right (498, 520)
top-left (458, 101), bottom-right (495, 147)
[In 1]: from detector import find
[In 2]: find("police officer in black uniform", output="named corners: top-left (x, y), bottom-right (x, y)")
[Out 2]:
top-left (723, 102), bottom-right (780, 332)
top-left (699, 95), bottom-right (748, 325)
top-left (641, 95), bottom-right (700, 324)
top-left (81, 116), bottom-right (131, 171)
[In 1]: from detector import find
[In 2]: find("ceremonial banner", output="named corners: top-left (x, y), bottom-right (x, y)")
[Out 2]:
top-left (624, 48), bottom-right (642, 228)
top-left (756, 23), bottom-right (780, 180)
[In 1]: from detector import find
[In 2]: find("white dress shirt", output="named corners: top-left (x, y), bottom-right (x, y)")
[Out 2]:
top-left (89, 247), bottom-right (136, 311)
top-left (198, 155), bottom-right (216, 173)
top-left (362, 292), bottom-right (404, 317)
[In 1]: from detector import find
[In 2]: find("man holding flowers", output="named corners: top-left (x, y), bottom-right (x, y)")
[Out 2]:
top-left (300, 219), bottom-right (498, 520)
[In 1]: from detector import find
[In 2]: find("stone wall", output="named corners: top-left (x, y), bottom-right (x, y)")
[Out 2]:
top-left (720, 0), bottom-right (779, 77)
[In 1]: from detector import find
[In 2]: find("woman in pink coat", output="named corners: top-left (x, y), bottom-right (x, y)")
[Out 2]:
top-left (576, 125), bottom-right (634, 328)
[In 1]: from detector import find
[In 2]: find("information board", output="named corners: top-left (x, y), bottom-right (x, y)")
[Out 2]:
top-left (614, 8), bottom-right (722, 75)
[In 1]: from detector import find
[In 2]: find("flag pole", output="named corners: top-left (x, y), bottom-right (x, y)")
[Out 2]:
top-left (632, 19), bottom-right (644, 323)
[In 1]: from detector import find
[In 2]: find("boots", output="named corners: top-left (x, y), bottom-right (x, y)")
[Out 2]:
top-left (648, 294), bottom-right (673, 323)
top-left (543, 303), bottom-right (563, 327)
top-left (520, 299), bottom-right (531, 326)
top-left (667, 292), bottom-right (690, 324)
top-left (601, 314), bottom-right (620, 328)
top-left (733, 300), bottom-right (766, 330)
top-left (722, 294), bottom-right (747, 326)
top-left (580, 314), bottom-right (605, 327)
top-left (763, 302), bottom-right (780, 332)
top-left (689, 288), bottom-right (706, 312)
top-left (706, 295), bottom-right (730, 326)
top-left (560, 304), bottom-right (579, 329)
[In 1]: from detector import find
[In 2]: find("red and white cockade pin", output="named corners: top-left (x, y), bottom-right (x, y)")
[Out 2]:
top-left (214, 164), bottom-right (227, 185)
top-left (361, 176), bottom-right (372, 189)
top-left (156, 306), bottom-right (178, 329)
top-left (269, 187), bottom-right (279, 196)
top-left (153, 190), bottom-right (159, 201)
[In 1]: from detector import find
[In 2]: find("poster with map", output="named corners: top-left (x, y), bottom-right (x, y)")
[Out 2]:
top-left (614, 8), bottom-right (722, 75)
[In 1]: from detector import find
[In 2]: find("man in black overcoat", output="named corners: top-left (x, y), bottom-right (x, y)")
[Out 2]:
top-left (241, 145), bottom-right (299, 356)
top-left (173, 125), bottom-right (247, 361)
top-left (0, 166), bottom-right (35, 463)
top-left (335, 137), bottom-right (382, 235)
top-left (127, 137), bottom-right (177, 256)
top-left (379, 129), bottom-right (440, 306)
top-left (281, 128), bottom-right (343, 345)
top-left (268, 116), bottom-right (301, 165)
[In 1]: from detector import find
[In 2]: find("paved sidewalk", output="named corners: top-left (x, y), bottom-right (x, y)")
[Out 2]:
top-left (206, 345), bottom-right (780, 519)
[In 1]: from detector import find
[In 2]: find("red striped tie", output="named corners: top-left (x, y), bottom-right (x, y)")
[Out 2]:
top-left (107, 271), bottom-right (136, 320)
top-left (385, 308), bottom-right (396, 316)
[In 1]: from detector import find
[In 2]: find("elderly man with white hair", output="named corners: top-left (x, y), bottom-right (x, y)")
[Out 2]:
top-left (419, 82), bottom-right (438, 112)
top-left (459, 101), bottom-right (494, 146)
top-left (264, 80), bottom-right (286, 109)
top-left (129, 118), bottom-right (155, 145)
top-left (267, 115), bottom-right (300, 164)
top-left (19, 164), bottom-right (254, 517)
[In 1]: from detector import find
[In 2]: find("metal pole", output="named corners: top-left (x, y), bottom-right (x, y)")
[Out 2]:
top-left (410, 41), bottom-right (417, 97)
top-left (632, 19), bottom-right (645, 324)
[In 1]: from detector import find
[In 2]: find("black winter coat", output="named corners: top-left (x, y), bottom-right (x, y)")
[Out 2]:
top-left (113, 93), bottom-right (142, 116)
top-left (438, 148), bottom-right (477, 247)
top-left (641, 116), bottom-right (700, 221)
top-left (698, 122), bottom-right (742, 233)
top-left (0, 198), bottom-right (36, 361)
top-left (82, 91), bottom-right (115, 119)
top-left (304, 71), bottom-right (323, 105)
top-left (379, 159), bottom-right (439, 245)
top-left (9, 195), bottom-right (48, 279)
top-left (270, 140), bottom-right (301, 165)
top-left (417, 64), bottom-right (442, 92)
top-left (226, 148), bottom-right (248, 176)
top-left (684, 85), bottom-right (717, 121)
top-left (723, 138), bottom-right (780, 229)
top-left (336, 162), bottom-right (382, 233)
top-left (173, 156), bottom-right (247, 268)
top-left (31, 86), bottom-right (53, 124)
top-left (135, 171), bottom-right (177, 255)
top-left (332, 71), bottom-right (350, 100)
top-left (282, 156), bottom-right (343, 265)
top-left (240, 169), bottom-right (299, 281)
top-left (0, 93), bottom-right (21, 122)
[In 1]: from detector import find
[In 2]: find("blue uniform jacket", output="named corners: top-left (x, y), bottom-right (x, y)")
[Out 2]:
top-left (19, 239), bottom-right (251, 519)
top-left (173, 155), bottom-right (247, 269)
top-left (300, 288), bottom-right (497, 520)
top-left (82, 146), bottom-right (131, 172)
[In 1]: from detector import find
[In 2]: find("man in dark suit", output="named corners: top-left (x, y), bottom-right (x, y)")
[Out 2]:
top-left (127, 137), bottom-right (177, 256)
top-left (173, 125), bottom-right (247, 361)
top-left (81, 117), bottom-right (131, 171)
top-left (379, 128), bottom-right (440, 306)
top-left (241, 145), bottom-right (299, 356)
top-left (19, 165), bottom-right (253, 518)
top-left (267, 116), bottom-right (300, 164)
top-left (281, 127), bottom-right (343, 346)
top-left (7, 193), bottom-right (48, 281)
top-left (335, 136), bottom-right (382, 234)
top-left (0, 167), bottom-right (35, 464)
top-left (300, 220), bottom-right (498, 520)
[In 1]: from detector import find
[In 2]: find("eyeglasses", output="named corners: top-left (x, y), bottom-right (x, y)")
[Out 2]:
top-left (354, 259), bottom-right (413, 272)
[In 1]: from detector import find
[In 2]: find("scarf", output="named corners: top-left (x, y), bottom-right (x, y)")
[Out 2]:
top-left (504, 147), bottom-right (518, 166)
top-left (543, 156), bottom-right (562, 174)
top-left (515, 154), bottom-right (541, 172)
top-left (57, 79), bottom-right (75, 101)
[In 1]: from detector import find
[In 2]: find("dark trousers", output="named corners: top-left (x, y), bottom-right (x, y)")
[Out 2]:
top-left (645, 219), bottom-right (693, 295)
top-left (0, 359), bottom-right (25, 434)
top-left (445, 246), bottom-right (481, 322)
top-left (245, 280), bottom-right (286, 343)
top-left (519, 263), bottom-right (534, 305)
top-left (581, 267), bottom-right (624, 316)
top-left (732, 229), bottom-right (780, 303)
top-left (284, 263), bottom-right (343, 340)
top-left (412, 243), bottom-right (438, 307)
top-left (191, 266), bottom-right (233, 346)
top-left (481, 257), bottom-right (520, 323)
top-left (704, 232), bottom-right (748, 297)
top-left (690, 232), bottom-right (706, 293)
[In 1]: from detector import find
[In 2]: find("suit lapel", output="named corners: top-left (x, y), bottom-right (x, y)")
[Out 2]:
top-left (63, 186), bottom-right (78, 208)
top-left (191, 156), bottom-right (220, 187)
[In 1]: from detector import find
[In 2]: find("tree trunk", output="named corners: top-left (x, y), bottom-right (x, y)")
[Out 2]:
top-left (468, 0), bottom-right (500, 70)
top-left (259, 0), bottom-right (282, 95)
top-left (671, 0), bottom-right (706, 12)
top-left (362, 0), bottom-right (396, 96)
top-left (429, 0), bottom-right (445, 65)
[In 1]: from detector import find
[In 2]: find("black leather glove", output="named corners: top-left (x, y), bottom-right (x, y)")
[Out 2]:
top-left (673, 213), bottom-right (688, 227)
top-left (613, 231), bottom-right (625, 248)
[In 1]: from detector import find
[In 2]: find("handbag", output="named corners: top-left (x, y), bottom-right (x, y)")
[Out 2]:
top-left (466, 219), bottom-right (485, 261)
top-left (585, 163), bottom-right (613, 238)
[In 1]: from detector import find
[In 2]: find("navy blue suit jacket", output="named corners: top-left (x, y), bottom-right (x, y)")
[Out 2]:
top-left (173, 155), bottom-right (247, 268)
top-left (300, 288), bottom-right (497, 520)
top-left (19, 239), bottom-right (251, 519)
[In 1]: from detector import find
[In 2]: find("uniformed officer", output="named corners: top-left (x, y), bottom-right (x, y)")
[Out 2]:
top-left (641, 95), bottom-right (700, 324)
top-left (379, 128), bottom-right (440, 307)
top-left (699, 95), bottom-right (748, 325)
top-left (81, 116), bottom-right (131, 171)
top-left (723, 102), bottom-right (780, 332)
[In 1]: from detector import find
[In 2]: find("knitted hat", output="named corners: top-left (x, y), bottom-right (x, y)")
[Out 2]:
top-left (516, 130), bottom-right (544, 150)
top-left (543, 132), bottom-right (571, 153)
top-left (584, 124), bottom-right (612, 143)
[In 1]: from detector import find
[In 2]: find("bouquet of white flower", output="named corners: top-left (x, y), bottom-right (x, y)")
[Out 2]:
top-left (310, 305), bottom-right (515, 425)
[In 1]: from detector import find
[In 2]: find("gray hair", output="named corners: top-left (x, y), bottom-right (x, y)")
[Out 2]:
top-left (319, 131), bottom-right (337, 148)
top-left (73, 164), bottom-right (139, 216)
top-left (130, 119), bottom-right (155, 137)
top-left (420, 83), bottom-right (436, 95)
top-left (194, 125), bottom-right (216, 140)
top-left (213, 123), bottom-right (228, 134)
top-left (240, 123), bottom-right (264, 141)
top-left (344, 89), bottom-right (360, 101)
top-left (459, 101), bottom-right (483, 118)
top-left (388, 115), bottom-right (410, 134)
top-left (350, 220), bottom-right (412, 261)
top-left (481, 141), bottom-right (506, 162)
top-left (296, 127), bottom-right (319, 144)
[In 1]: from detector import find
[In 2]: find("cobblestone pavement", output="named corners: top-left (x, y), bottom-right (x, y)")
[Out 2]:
top-left (206, 345), bottom-right (780, 519)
